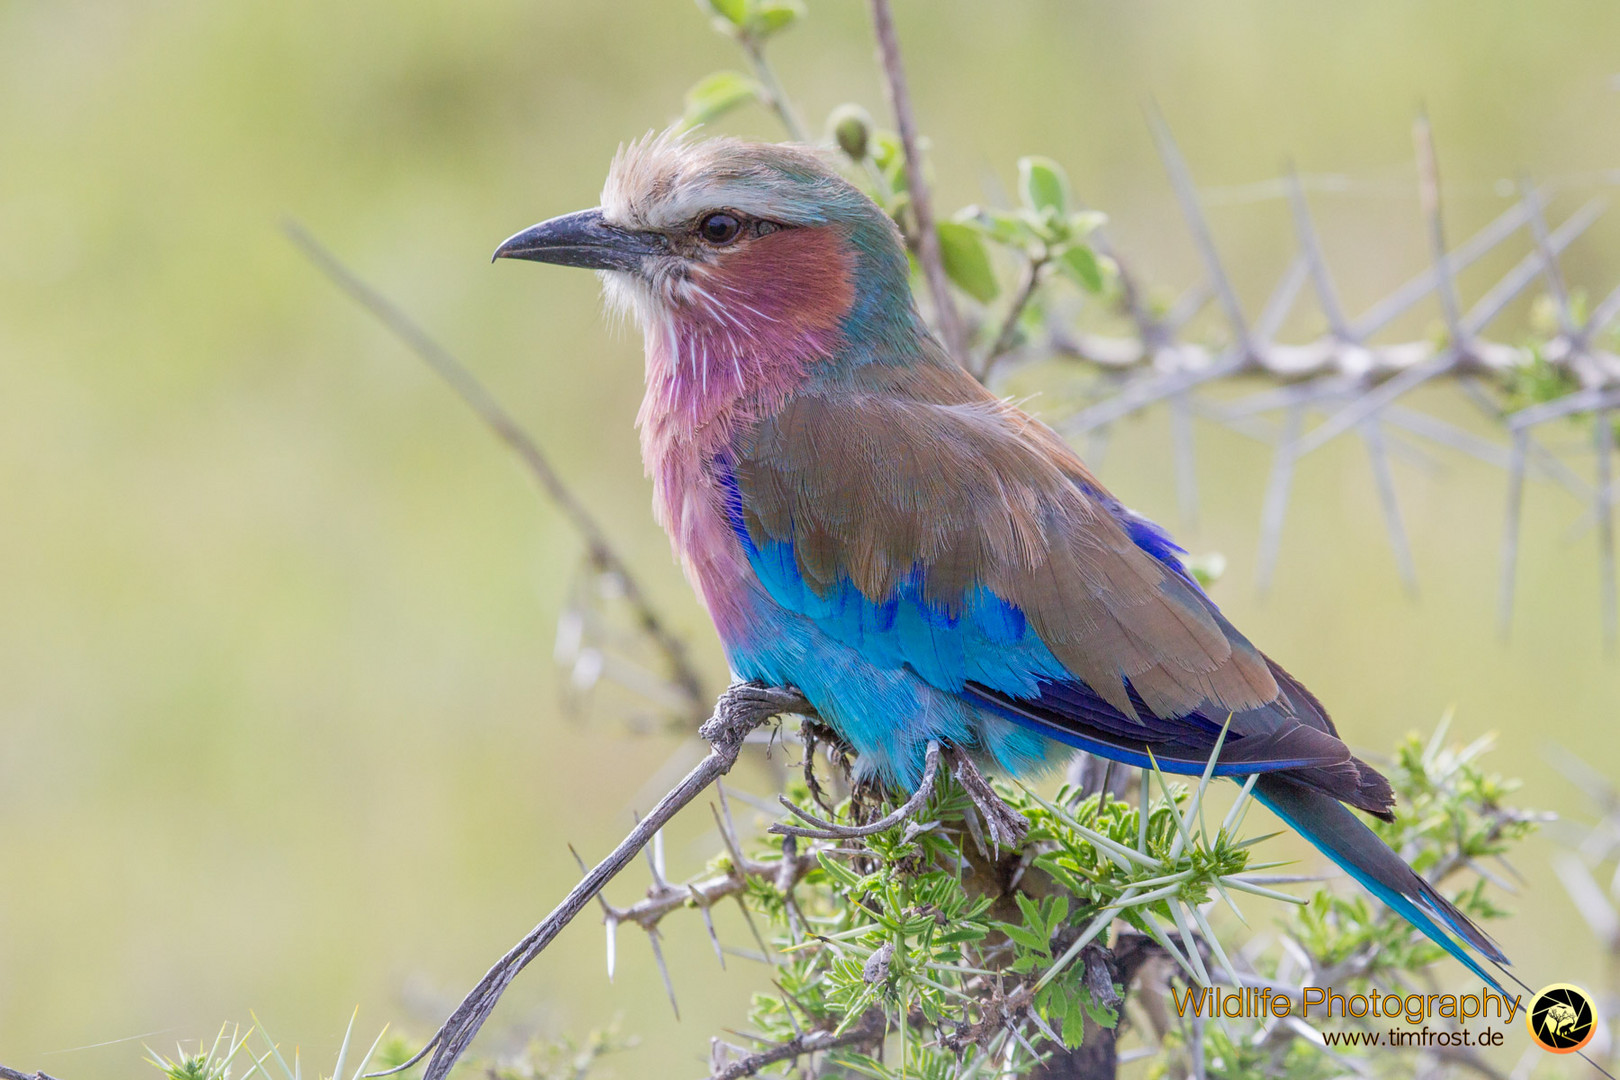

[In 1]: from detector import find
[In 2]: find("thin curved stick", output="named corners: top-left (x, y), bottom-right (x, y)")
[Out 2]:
top-left (770, 741), bottom-right (941, 839)
top-left (367, 683), bottom-right (810, 1080)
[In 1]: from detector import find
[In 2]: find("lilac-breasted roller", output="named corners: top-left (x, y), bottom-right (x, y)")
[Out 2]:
top-left (493, 133), bottom-right (1509, 988)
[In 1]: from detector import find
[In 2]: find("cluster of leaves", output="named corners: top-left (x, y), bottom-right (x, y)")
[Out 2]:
top-left (712, 719), bottom-right (1538, 1080)
top-left (141, 714), bottom-right (1538, 1080)
top-left (683, 0), bottom-right (1113, 367)
top-left (722, 746), bottom-right (1287, 1078)
top-left (683, 0), bottom-right (807, 131)
top-left (146, 1015), bottom-right (387, 1080)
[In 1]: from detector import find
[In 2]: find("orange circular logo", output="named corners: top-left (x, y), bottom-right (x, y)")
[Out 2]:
top-left (1527, 984), bottom-right (1597, 1054)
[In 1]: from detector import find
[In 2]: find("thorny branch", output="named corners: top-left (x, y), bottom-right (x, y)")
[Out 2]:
top-left (0, 1066), bottom-right (62, 1080)
top-left (867, 0), bottom-right (968, 366)
top-left (710, 1010), bottom-right (886, 1080)
top-left (283, 221), bottom-right (712, 718)
top-left (291, 12), bottom-right (1608, 1074)
top-left (366, 682), bottom-right (810, 1080)
top-left (1010, 113), bottom-right (1620, 644)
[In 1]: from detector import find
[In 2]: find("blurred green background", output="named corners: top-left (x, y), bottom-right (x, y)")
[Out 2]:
top-left (1, 0), bottom-right (1616, 1075)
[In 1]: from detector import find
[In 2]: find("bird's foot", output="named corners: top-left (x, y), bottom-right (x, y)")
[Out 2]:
top-left (699, 682), bottom-right (813, 758)
top-left (943, 746), bottom-right (1029, 849)
top-left (772, 741), bottom-right (942, 840)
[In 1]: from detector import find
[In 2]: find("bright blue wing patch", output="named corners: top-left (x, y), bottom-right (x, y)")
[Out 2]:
top-left (718, 451), bottom-right (1069, 696)
top-left (715, 456), bottom-right (1270, 781)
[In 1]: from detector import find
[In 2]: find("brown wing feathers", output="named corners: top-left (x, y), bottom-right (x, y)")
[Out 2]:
top-left (736, 361), bottom-right (1280, 722)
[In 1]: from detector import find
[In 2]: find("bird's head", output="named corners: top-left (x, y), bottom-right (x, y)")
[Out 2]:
top-left (494, 132), bottom-right (919, 400)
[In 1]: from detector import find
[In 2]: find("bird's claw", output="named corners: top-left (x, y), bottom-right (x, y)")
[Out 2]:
top-left (943, 745), bottom-right (1029, 848)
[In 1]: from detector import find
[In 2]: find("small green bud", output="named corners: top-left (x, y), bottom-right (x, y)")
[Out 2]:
top-left (828, 103), bottom-right (873, 161)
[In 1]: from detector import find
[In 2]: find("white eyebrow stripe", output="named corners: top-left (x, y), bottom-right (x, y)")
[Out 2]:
top-left (604, 178), bottom-right (832, 232)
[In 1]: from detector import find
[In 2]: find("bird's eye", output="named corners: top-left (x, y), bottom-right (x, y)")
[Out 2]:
top-left (699, 212), bottom-right (743, 246)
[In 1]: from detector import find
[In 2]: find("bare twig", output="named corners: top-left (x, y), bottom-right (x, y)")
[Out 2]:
top-left (983, 255), bottom-right (1048, 379)
top-left (595, 796), bottom-right (819, 974)
top-left (1148, 107), bottom-right (1251, 356)
top-left (710, 1009), bottom-right (886, 1079)
top-left (283, 221), bottom-right (710, 719)
top-left (1498, 429), bottom-right (1530, 637)
top-left (1360, 418), bottom-right (1419, 595)
top-left (0, 1066), bottom-right (62, 1080)
top-left (368, 683), bottom-right (810, 1080)
top-left (1414, 115), bottom-right (1465, 346)
top-left (1596, 408), bottom-right (1617, 650)
top-left (867, 0), bottom-right (967, 365)
top-left (737, 33), bottom-right (808, 142)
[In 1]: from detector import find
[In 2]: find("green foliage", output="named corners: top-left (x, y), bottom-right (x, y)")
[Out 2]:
top-left (1018, 156), bottom-right (1070, 219)
top-left (148, 1018), bottom-right (634, 1080)
top-left (147, 1025), bottom-right (255, 1080)
top-left (141, 8), bottom-right (1553, 1080)
top-left (702, 713), bottom-right (1536, 1078)
top-left (1503, 346), bottom-right (1580, 414)
top-left (150, 715), bottom-right (1537, 1080)
top-left (147, 1013), bottom-right (389, 1080)
top-left (699, 0), bottom-right (805, 41)
top-left (683, 71), bottom-right (765, 127)
top-left (718, 748), bottom-right (1273, 1075)
top-left (937, 222), bottom-right (1000, 303)
top-left (1153, 1022), bottom-right (1345, 1080)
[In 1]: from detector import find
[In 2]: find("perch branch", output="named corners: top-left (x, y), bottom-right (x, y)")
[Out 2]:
top-left (0, 1067), bottom-right (62, 1080)
top-left (367, 682), bottom-right (810, 1080)
top-left (283, 220), bottom-right (710, 718)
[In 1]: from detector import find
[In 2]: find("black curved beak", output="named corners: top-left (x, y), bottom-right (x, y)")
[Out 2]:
top-left (492, 208), bottom-right (667, 271)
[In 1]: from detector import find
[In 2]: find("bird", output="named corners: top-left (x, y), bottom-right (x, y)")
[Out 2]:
top-left (492, 131), bottom-right (1509, 990)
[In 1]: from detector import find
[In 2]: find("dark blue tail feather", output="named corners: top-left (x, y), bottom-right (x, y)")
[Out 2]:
top-left (1254, 775), bottom-right (1510, 994)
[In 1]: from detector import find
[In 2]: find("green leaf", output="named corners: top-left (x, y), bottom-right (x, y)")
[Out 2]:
top-left (974, 207), bottom-right (1036, 247)
top-left (699, 0), bottom-right (748, 26)
top-left (750, 0), bottom-right (805, 37)
top-left (1018, 155), bottom-right (1070, 217)
top-left (937, 221), bottom-right (999, 303)
top-left (1013, 890), bottom-right (1044, 929)
top-left (1059, 243), bottom-right (1105, 293)
top-left (993, 920), bottom-right (1050, 952)
top-left (1045, 895), bottom-right (1071, 934)
top-left (682, 70), bottom-right (762, 126)
top-left (816, 850), bottom-right (863, 890)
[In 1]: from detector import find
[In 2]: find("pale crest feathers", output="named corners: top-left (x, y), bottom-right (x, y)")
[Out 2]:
top-left (602, 130), bottom-right (852, 232)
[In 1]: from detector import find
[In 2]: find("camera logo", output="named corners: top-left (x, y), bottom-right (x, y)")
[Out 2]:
top-left (1528, 984), bottom-right (1596, 1054)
